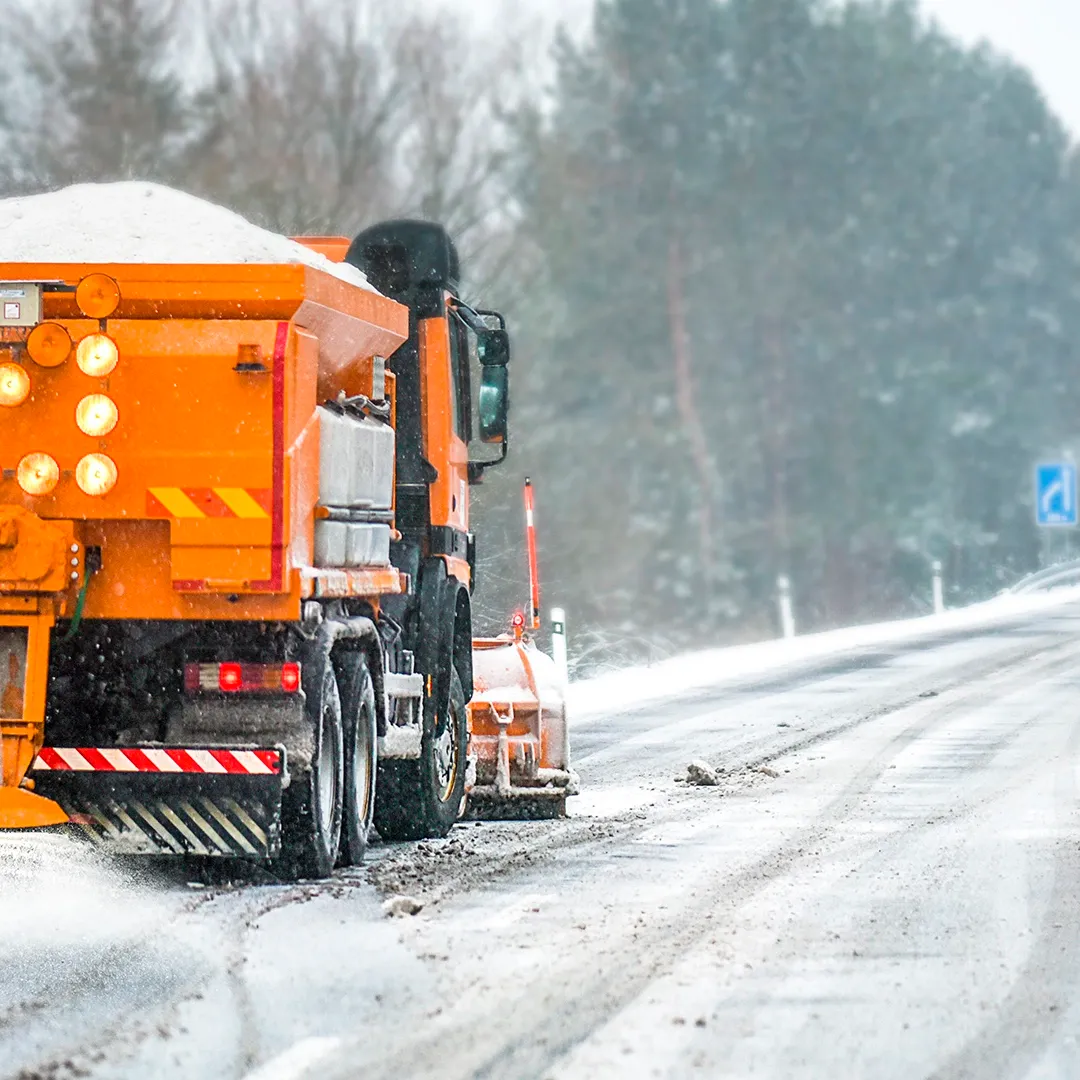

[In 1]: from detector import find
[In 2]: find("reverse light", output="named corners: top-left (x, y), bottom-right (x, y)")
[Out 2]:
top-left (76, 334), bottom-right (118, 377)
top-left (76, 274), bottom-right (121, 319)
top-left (0, 362), bottom-right (30, 407)
top-left (184, 662), bottom-right (302, 694)
top-left (75, 394), bottom-right (119, 437)
top-left (75, 453), bottom-right (118, 496)
top-left (17, 453), bottom-right (59, 495)
top-left (26, 322), bottom-right (72, 368)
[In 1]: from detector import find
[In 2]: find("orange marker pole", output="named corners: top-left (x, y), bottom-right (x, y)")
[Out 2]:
top-left (524, 478), bottom-right (541, 631)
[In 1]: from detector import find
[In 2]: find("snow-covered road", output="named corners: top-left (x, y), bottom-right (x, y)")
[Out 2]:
top-left (6, 600), bottom-right (1080, 1078)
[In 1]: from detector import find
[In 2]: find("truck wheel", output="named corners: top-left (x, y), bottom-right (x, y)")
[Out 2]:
top-left (374, 666), bottom-right (468, 841)
top-left (278, 658), bottom-right (343, 879)
top-left (338, 651), bottom-right (377, 866)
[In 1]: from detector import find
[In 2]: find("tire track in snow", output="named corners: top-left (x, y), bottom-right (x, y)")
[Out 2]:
top-left (322, 637), bottom-right (1080, 1079)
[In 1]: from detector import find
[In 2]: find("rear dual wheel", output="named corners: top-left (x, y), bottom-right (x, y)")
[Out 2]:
top-left (278, 658), bottom-right (342, 880)
top-left (338, 651), bottom-right (377, 866)
top-left (277, 651), bottom-right (376, 879)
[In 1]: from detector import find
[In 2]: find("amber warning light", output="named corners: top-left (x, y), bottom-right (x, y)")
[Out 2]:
top-left (75, 453), bottom-right (118, 496)
top-left (26, 323), bottom-right (71, 368)
top-left (17, 453), bottom-right (59, 496)
top-left (76, 334), bottom-right (118, 377)
top-left (0, 363), bottom-right (30, 407)
top-left (76, 274), bottom-right (121, 320)
top-left (76, 395), bottom-right (119, 437)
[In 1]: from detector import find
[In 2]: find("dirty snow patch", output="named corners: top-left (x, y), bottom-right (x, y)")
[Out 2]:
top-left (383, 894), bottom-right (424, 918)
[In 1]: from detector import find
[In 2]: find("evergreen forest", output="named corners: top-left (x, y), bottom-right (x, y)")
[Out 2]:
top-left (3, 0), bottom-right (1078, 670)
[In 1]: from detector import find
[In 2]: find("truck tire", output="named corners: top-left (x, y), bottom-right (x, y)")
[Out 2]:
top-left (277, 658), bottom-right (343, 879)
top-left (373, 666), bottom-right (467, 841)
top-left (338, 651), bottom-right (377, 866)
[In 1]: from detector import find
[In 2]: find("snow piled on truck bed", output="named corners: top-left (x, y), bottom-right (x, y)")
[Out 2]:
top-left (0, 182), bottom-right (375, 291)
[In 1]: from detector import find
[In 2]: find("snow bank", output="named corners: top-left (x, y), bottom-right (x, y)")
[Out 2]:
top-left (568, 586), bottom-right (1080, 721)
top-left (0, 182), bottom-right (375, 291)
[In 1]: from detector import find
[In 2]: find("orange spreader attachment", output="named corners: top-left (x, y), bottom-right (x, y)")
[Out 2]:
top-left (465, 637), bottom-right (577, 820)
top-left (0, 787), bottom-right (69, 828)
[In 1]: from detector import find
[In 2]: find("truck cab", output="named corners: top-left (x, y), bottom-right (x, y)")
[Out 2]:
top-left (344, 221), bottom-right (512, 841)
top-left (347, 220), bottom-right (509, 593)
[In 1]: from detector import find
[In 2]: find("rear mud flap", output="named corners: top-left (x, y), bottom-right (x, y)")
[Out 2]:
top-left (31, 751), bottom-right (286, 860)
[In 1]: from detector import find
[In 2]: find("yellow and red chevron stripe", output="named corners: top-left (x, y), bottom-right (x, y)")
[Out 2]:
top-left (147, 487), bottom-right (272, 520)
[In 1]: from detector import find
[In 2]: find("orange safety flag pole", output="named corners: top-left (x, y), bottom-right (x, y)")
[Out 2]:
top-left (524, 478), bottom-right (541, 631)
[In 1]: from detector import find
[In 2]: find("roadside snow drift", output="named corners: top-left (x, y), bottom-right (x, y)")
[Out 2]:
top-left (568, 586), bottom-right (1080, 720)
top-left (0, 181), bottom-right (374, 291)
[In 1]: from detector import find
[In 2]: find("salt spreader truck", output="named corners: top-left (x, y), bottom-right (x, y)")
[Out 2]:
top-left (0, 210), bottom-right (574, 877)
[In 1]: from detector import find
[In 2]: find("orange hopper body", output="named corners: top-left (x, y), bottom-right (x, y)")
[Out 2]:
top-left (0, 257), bottom-right (407, 823)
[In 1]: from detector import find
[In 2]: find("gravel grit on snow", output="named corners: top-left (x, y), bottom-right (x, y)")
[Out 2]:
top-left (0, 182), bottom-right (375, 291)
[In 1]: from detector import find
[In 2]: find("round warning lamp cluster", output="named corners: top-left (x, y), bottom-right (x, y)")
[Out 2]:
top-left (9, 275), bottom-right (123, 497)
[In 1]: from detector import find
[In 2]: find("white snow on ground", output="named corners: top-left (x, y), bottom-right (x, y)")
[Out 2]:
top-left (0, 182), bottom-right (375, 291)
top-left (568, 586), bottom-right (1080, 721)
top-left (0, 833), bottom-right (161, 949)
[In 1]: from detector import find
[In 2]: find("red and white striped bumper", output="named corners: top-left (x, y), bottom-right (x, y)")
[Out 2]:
top-left (28, 745), bottom-right (286, 860)
top-left (33, 746), bottom-right (282, 776)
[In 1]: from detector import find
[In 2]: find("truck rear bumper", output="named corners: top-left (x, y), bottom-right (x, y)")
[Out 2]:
top-left (27, 746), bottom-right (286, 860)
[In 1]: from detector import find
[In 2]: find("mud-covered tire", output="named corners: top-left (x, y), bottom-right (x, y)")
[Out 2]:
top-left (277, 658), bottom-right (343, 879)
top-left (373, 667), bottom-right (467, 841)
top-left (337, 651), bottom-right (377, 866)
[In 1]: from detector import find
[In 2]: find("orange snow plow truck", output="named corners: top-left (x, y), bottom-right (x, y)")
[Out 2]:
top-left (0, 211), bottom-right (574, 877)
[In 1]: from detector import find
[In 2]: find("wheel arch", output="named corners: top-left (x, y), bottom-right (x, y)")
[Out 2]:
top-left (330, 637), bottom-right (387, 737)
top-left (453, 586), bottom-right (473, 704)
top-left (311, 616), bottom-right (386, 736)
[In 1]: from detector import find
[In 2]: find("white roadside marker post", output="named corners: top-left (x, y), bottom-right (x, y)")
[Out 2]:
top-left (932, 560), bottom-right (944, 615)
top-left (550, 607), bottom-right (569, 686)
top-left (777, 575), bottom-right (796, 639)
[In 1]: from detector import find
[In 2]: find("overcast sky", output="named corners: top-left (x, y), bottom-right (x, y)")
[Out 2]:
top-left (475, 0), bottom-right (1080, 137)
top-left (920, 0), bottom-right (1080, 134)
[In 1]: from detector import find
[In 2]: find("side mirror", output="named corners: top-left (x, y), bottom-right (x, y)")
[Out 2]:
top-left (478, 365), bottom-right (508, 444)
top-left (477, 328), bottom-right (510, 368)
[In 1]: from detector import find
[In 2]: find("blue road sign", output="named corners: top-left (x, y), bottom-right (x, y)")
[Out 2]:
top-left (1036, 463), bottom-right (1077, 526)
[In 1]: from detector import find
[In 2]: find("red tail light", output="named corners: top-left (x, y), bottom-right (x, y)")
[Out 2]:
top-left (183, 662), bottom-right (302, 694)
top-left (219, 663), bottom-right (243, 692)
top-left (280, 662), bottom-right (301, 693)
